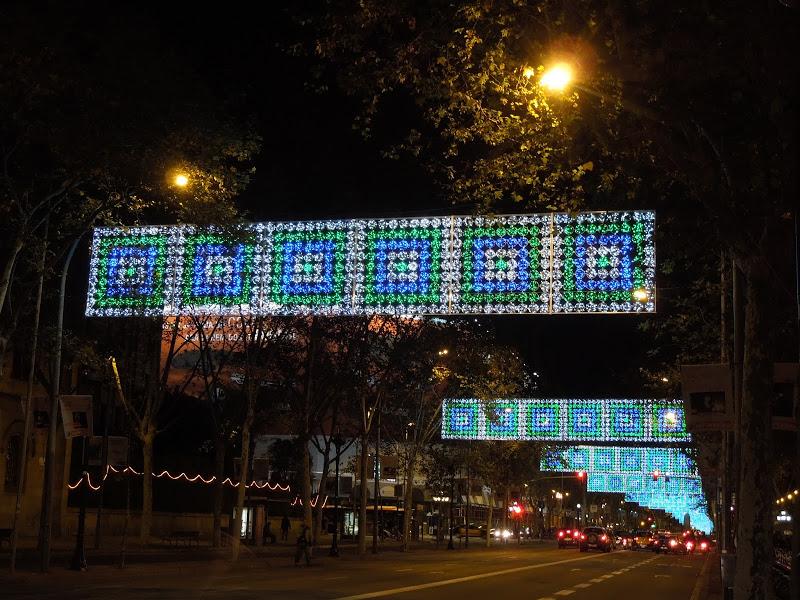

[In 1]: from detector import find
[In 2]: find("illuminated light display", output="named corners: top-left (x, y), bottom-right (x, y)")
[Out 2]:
top-left (552, 211), bottom-right (656, 313)
top-left (85, 211), bottom-right (655, 317)
top-left (541, 446), bottom-right (699, 476)
top-left (67, 464), bottom-right (291, 493)
top-left (441, 398), bottom-right (689, 442)
top-left (625, 491), bottom-right (713, 533)
top-left (587, 473), bottom-right (703, 496)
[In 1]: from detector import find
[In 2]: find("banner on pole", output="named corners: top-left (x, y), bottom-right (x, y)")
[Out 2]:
top-left (60, 395), bottom-right (93, 438)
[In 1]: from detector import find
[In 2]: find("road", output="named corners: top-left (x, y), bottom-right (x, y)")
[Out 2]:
top-left (1, 544), bottom-right (710, 600)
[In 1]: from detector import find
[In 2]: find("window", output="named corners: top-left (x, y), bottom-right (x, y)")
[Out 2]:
top-left (4, 434), bottom-right (21, 492)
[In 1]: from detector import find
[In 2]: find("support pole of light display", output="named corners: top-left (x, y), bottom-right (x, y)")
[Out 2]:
top-left (84, 211), bottom-right (655, 318)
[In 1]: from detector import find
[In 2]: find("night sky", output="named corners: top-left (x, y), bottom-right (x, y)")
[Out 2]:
top-left (58, 2), bottom-right (658, 397)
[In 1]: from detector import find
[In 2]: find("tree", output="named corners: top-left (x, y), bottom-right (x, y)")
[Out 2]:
top-left (110, 318), bottom-right (202, 543)
top-left (310, 3), bottom-right (796, 595)
top-left (227, 314), bottom-right (296, 561)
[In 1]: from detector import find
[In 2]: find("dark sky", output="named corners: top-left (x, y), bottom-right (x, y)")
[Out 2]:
top-left (64, 2), bottom-right (657, 396)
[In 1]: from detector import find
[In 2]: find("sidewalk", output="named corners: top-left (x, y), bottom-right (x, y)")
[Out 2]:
top-left (691, 553), bottom-right (724, 600)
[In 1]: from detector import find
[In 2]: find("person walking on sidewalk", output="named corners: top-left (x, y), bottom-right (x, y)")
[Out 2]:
top-left (281, 515), bottom-right (290, 541)
top-left (294, 524), bottom-right (311, 567)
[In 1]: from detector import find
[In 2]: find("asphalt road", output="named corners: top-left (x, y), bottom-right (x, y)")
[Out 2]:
top-left (1, 544), bottom-right (710, 600)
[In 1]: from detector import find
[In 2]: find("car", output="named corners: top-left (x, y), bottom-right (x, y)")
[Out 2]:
top-left (651, 534), bottom-right (673, 553)
top-left (663, 536), bottom-right (690, 554)
top-left (557, 528), bottom-right (581, 548)
top-left (684, 534), bottom-right (712, 554)
top-left (452, 523), bottom-right (484, 538)
top-left (632, 529), bottom-right (653, 549)
top-left (613, 530), bottom-right (633, 548)
top-left (579, 526), bottom-right (613, 553)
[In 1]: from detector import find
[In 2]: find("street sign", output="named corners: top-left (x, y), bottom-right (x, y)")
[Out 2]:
top-left (59, 395), bottom-right (93, 438)
top-left (680, 363), bottom-right (799, 431)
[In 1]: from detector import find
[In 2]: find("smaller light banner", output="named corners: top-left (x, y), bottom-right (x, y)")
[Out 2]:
top-left (587, 473), bottom-right (703, 496)
top-left (541, 446), bottom-right (698, 476)
top-left (441, 398), bottom-right (690, 443)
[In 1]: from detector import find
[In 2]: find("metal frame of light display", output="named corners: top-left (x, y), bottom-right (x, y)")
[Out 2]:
top-left (540, 446), bottom-right (698, 476)
top-left (85, 211), bottom-right (655, 317)
top-left (441, 398), bottom-right (689, 443)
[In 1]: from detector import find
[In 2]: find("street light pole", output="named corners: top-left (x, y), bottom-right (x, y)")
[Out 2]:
top-left (329, 433), bottom-right (343, 557)
top-left (447, 477), bottom-right (455, 550)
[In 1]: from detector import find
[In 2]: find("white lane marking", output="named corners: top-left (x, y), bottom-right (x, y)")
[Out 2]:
top-left (395, 568), bottom-right (413, 572)
top-left (589, 578), bottom-right (604, 583)
top-left (570, 568), bottom-right (582, 571)
top-left (613, 570), bottom-right (624, 574)
top-left (537, 597), bottom-right (557, 600)
top-left (332, 554), bottom-right (606, 600)
top-left (326, 576), bottom-right (348, 581)
top-left (429, 571), bottom-right (445, 575)
top-left (600, 574), bottom-right (614, 579)
top-left (554, 591), bottom-right (575, 597)
top-left (574, 583), bottom-right (591, 588)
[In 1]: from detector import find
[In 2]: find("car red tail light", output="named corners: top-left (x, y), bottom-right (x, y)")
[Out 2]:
top-left (566, 530), bottom-right (571, 534)
top-left (601, 535), bottom-right (607, 541)
top-left (700, 542), bottom-right (708, 550)
top-left (669, 539), bottom-right (678, 547)
top-left (581, 534), bottom-right (586, 540)
top-left (686, 542), bottom-right (694, 549)
top-left (558, 531), bottom-right (565, 537)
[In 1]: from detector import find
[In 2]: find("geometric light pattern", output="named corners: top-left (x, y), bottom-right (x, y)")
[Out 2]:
top-left (85, 211), bottom-right (656, 317)
top-left (624, 492), bottom-right (713, 534)
top-left (540, 446), bottom-right (699, 476)
top-left (552, 211), bottom-right (655, 313)
top-left (441, 398), bottom-right (689, 443)
top-left (587, 473), bottom-right (703, 496)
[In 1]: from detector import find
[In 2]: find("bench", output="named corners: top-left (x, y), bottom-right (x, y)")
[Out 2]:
top-left (0, 528), bottom-right (12, 547)
top-left (162, 530), bottom-right (200, 548)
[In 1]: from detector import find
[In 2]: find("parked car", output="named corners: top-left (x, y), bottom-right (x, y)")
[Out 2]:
top-left (579, 526), bottom-right (613, 553)
top-left (452, 523), bottom-right (484, 538)
top-left (557, 528), bottom-right (581, 548)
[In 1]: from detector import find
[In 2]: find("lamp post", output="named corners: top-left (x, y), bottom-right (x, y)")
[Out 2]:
top-left (329, 432), bottom-right (344, 557)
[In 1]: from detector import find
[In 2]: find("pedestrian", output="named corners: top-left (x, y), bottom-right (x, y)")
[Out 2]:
top-left (294, 523), bottom-right (311, 567)
top-left (281, 515), bottom-right (290, 541)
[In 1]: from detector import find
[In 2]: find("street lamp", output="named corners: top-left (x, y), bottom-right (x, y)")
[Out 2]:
top-left (173, 173), bottom-right (189, 188)
top-left (540, 63), bottom-right (573, 92)
top-left (329, 432), bottom-right (344, 557)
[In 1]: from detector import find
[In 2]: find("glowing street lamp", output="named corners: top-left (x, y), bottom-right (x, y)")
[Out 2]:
top-left (173, 173), bottom-right (189, 188)
top-left (540, 63), bottom-right (573, 92)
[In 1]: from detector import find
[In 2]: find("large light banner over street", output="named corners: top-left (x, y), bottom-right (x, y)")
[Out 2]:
top-left (85, 210), bottom-right (655, 317)
top-left (440, 398), bottom-right (689, 443)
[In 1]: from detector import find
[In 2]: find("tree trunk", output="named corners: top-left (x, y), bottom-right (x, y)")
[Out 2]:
top-left (0, 233), bottom-right (24, 319)
top-left (231, 404), bottom-right (254, 561)
top-left (301, 437), bottom-right (313, 530)
top-left (402, 452), bottom-right (416, 551)
top-left (358, 435), bottom-right (369, 556)
top-left (486, 491), bottom-right (493, 547)
top-left (211, 434), bottom-right (226, 548)
top-left (733, 260), bottom-right (775, 600)
top-left (140, 429), bottom-right (155, 544)
top-left (313, 449), bottom-right (331, 545)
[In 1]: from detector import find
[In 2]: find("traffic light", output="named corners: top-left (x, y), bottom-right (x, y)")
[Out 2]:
top-left (576, 470), bottom-right (586, 481)
top-left (652, 469), bottom-right (660, 481)
top-left (509, 501), bottom-right (524, 518)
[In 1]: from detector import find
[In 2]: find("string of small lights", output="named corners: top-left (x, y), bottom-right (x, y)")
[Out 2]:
top-left (290, 494), bottom-right (328, 508)
top-left (775, 488), bottom-right (799, 505)
top-left (67, 464), bottom-right (291, 493)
